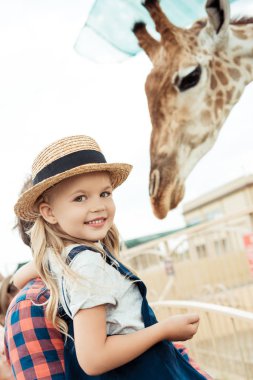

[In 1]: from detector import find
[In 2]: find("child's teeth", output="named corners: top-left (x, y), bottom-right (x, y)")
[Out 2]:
top-left (89, 219), bottom-right (103, 224)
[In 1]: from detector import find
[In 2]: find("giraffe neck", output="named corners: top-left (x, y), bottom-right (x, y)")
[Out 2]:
top-left (229, 23), bottom-right (253, 82)
top-left (202, 22), bottom-right (253, 130)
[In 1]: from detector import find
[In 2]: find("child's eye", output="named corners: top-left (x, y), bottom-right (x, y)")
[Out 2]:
top-left (74, 195), bottom-right (86, 202)
top-left (101, 191), bottom-right (111, 198)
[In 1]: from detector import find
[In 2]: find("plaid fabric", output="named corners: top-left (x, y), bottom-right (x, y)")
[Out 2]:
top-left (4, 278), bottom-right (65, 380)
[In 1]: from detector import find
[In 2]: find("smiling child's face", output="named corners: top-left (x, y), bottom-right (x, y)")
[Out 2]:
top-left (39, 171), bottom-right (116, 242)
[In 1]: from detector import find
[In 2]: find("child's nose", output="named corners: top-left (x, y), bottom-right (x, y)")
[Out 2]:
top-left (90, 198), bottom-right (106, 213)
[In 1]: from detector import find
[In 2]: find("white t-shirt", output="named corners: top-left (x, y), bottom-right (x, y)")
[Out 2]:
top-left (48, 245), bottom-right (144, 336)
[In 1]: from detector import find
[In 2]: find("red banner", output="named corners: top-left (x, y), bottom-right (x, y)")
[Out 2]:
top-left (243, 233), bottom-right (253, 276)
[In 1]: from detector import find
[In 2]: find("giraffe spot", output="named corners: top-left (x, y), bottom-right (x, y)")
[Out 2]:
top-left (228, 67), bottom-right (241, 80)
top-left (201, 110), bottom-right (212, 124)
top-left (233, 29), bottom-right (248, 40)
top-left (215, 98), bottom-right (223, 110)
top-left (233, 57), bottom-right (241, 65)
top-left (216, 70), bottom-right (229, 85)
top-left (215, 107), bottom-right (219, 120)
top-left (210, 75), bottom-right (217, 90)
top-left (215, 60), bottom-right (222, 68)
top-left (226, 88), bottom-right (234, 103)
top-left (217, 90), bottom-right (223, 98)
top-left (199, 132), bottom-right (209, 145)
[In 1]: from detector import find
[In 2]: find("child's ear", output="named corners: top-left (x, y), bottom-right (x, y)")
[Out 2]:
top-left (39, 202), bottom-right (57, 224)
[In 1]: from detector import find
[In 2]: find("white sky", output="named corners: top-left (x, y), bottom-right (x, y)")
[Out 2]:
top-left (0, 0), bottom-right (253, 274)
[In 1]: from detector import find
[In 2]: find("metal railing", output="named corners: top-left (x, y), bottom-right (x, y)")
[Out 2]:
top-left (151, 300), bottom-right (253, 380)
top-left (120, 209), bottom-right (253, 378)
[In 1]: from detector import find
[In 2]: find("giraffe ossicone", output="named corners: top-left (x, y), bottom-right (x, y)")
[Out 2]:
top-left (133, 0), bottom-right (253, 219)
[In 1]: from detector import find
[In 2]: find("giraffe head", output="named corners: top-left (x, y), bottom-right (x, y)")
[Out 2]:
top-left (134, 0), bottom-right (253, 219)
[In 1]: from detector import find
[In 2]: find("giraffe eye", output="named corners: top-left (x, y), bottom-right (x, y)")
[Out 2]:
top-left (175, 65), bottom-right (202, 92)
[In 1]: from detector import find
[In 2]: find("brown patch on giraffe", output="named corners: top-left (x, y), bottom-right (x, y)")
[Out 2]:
top-left (228, 67), bottom-right (241, 80)
top-left (233, 57), bottom-right (241, 65)
top-left (201, 110), bottom-right (212, 124)
top-left (214, 90), bottom-right (224, 120)
top-left (216, 70), bottom-right (229, 85)
top-left (232, 29), bottom-right (248, 40)
top-left (215, 98), bottom-right (223, 111)
top-left (210, 74), bottom-right (218, 90)
top-left (214, 60), bottom-right (222, 68)
top-left (226, 88), bottom-right (234, 103)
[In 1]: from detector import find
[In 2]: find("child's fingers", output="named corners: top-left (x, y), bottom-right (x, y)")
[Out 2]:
top-left (186, 313), bottom-right (200, 324)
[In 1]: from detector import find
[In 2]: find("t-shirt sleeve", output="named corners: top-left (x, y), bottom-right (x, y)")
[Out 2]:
top-left (65, 250), bottom-right (118, 317)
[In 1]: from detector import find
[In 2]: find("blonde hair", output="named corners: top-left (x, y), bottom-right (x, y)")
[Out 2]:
top-left (30, 214), bottom-right (120, 337)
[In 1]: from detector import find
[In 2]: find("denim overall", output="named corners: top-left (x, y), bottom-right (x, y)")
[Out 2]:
top-left (62, 245), bottom-right (208, 380)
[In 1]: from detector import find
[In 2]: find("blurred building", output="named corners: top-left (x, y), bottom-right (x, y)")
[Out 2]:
top-left (183, 175), bottom-right (253, 228)
top-left (181, 176), bottom-right (253, 261)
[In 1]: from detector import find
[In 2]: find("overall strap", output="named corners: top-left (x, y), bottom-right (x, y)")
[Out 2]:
top-left (66, 245), bottom-right (102, 265)
top-left (102, 245), bottom-right (155, 327)
top-left (61, 245), bottom-right (96, 317)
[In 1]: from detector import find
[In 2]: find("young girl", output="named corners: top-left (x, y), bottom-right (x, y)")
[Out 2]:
top-left (14, 135), bottom-right (210, 379)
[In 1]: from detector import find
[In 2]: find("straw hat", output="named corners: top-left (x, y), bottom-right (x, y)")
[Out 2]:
top-left (14, 135), bottom-right (132, 221)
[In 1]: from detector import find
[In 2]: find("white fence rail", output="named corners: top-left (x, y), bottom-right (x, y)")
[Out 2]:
top-left (151, 301), bottom-right (253, 380)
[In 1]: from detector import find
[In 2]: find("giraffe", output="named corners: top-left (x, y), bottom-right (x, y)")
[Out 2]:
top-left (133, 0), bottom-right (253, 219)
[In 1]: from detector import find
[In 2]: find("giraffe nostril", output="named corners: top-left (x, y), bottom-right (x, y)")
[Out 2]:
top-left (149, 169), bottom-right (160, 197)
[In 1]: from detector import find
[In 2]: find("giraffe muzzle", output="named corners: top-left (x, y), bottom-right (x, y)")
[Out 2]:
top-left (150, 175), bottom-right (185, 219)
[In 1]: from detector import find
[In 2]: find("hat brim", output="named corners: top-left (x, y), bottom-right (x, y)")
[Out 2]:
top-left (15, 162), bottom-right (132, 221)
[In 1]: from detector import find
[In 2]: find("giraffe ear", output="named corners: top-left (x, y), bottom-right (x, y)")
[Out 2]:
top-left (205, 0), bottom-right (230, 36)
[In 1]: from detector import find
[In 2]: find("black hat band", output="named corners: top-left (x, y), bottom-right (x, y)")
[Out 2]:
top-left (33, 150), bottom-right (107, 185)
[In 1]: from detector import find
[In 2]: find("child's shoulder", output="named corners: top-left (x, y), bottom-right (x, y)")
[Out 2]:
top-left (66, 244), bottom-right (107, 267)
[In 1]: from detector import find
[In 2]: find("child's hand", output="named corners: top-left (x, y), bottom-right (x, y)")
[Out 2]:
top-left (161, 313), bottom-right (200, 342)
top-left (12, 260), bottom-right (38, 289)
top-left (0, 352), bottom-right (13, 380)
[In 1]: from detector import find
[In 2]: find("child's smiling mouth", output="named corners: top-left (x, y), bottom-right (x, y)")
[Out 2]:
top-left (85, 217), bottom-right (107, 226)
